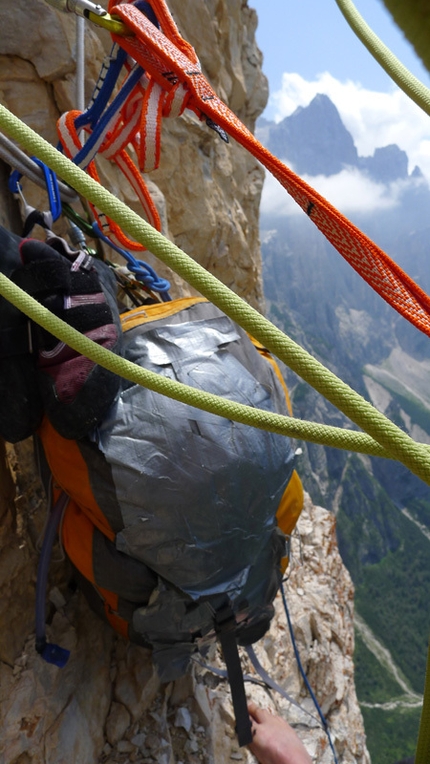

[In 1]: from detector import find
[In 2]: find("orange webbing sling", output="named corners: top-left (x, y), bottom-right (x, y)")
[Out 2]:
top-left (110, 0), bottom-right (430, 338)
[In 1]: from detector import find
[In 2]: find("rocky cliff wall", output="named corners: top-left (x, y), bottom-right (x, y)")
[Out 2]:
top-left (0, 0), bottom-right (267, 308)
top-left (0, 2), bottom-right (370, 762)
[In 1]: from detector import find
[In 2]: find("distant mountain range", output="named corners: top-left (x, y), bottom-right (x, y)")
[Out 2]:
top-left (258, 94), bottom-right (430, 764)
top-left (257, 93), bottom-right (421, 182)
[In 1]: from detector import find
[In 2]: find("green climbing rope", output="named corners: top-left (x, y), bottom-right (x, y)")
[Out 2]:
top-left (335, 0), bottom-right (430, 117)
top-left (336, 5), bottom-right (430, 759)
top-left (0, 271), bottom-right (395, 457)
top-left (0, 102), bottom-right (430, 485)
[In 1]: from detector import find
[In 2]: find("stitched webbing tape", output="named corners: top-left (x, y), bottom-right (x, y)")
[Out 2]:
top-left (0, 105), bottom-right (430, 484)
top-left (111, 1), bottom-right (430, 340)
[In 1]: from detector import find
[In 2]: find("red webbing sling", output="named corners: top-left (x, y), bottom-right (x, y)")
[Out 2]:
top-left (110, 0), bottom-right (430, 338)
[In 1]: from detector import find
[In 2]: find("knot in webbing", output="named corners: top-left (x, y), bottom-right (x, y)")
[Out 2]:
top-left (110, 1), bottom-right (214, 116)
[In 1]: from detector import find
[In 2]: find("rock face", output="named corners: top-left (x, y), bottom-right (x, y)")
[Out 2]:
top-left (1, 492), bottom-right (370, 764)
top-left (0, 0), bottom-right (268, 310)
top-left (359, 144), bottom-right (409, 183)
top-left (0, 1), bottom-right (369, 762)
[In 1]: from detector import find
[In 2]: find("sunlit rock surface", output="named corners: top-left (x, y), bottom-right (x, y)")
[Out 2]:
top-left (0, 1), bottom-right (369, 761)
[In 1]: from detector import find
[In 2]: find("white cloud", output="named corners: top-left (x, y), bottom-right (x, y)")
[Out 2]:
top-left (260, 164), bottom-right (411, 218)
top-left (269, 72), bottom-right (430, 181)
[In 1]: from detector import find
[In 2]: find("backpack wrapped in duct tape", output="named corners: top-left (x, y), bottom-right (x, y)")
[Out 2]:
top-left (41, 296), bottom-right (303, 659)
top-left (0, 228), bottom-right (303, 745)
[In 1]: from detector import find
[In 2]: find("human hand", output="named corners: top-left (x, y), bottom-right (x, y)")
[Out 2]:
top-left (248, 703), bottom-right (312, 764)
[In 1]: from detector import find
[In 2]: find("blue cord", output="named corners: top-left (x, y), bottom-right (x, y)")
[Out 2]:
top-left (281, 581), bottom-right (339, 764)
top-left (92, 222), bottom-right (171, 301)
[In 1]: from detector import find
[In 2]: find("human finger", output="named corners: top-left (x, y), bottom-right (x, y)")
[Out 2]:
top-left (247, 703), bottom-right (273, 724)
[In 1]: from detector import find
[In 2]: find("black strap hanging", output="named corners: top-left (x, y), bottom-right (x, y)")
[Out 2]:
top-left (215, 604), bottom-right (252, 747)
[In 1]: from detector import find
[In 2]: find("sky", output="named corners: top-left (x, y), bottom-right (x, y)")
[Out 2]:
top-left (249, 0), bottom-right (430, 215)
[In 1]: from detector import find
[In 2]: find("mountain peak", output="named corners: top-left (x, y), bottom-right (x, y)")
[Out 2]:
top-left (256, 95), bottom-right (412, 184)
top-left (259, 93), bottom-right (358, 176)
top-left (298, 92), bottom-right (338, 114)
top-left (359, 144), bottom-right (409, 183)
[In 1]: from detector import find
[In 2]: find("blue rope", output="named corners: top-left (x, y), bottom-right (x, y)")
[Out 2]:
top-left (281, 581), bottom-right (340, 764)
top-left (92, 222), bottom-right (171, 300)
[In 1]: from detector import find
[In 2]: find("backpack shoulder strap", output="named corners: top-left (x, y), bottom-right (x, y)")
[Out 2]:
top-left (215, 603), bottom-right (253, 747)
top-left (120, 295), bottom-right (208, 332)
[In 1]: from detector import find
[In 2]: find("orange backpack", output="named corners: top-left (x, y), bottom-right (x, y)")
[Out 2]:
top-left (38, 296), bottom-right (303, 745)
